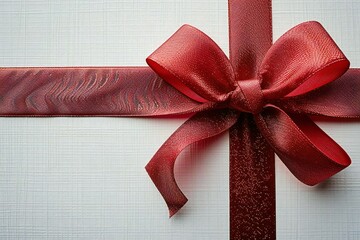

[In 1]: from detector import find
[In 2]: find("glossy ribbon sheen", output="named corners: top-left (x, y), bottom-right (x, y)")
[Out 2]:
top-left (1, 0), bottom-right (360, 239)
top-left (145, 19), bottom-right (354, 209)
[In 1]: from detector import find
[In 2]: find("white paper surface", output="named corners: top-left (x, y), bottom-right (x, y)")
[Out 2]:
top-left (0, 0), bottom-right (359, 239)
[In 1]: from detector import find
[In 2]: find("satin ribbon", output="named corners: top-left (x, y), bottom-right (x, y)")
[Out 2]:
top-left (1, 0), bottom-right (360, 239)
top-left (145, 17), bottom-right (358, 233)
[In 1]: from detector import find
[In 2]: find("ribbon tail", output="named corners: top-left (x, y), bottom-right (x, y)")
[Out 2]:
top-left (145, 109), bottom-right (239, 217)
top-left (230, 113), bottom-right (276, 239)
top-left (0, 67), bottom-right (202, 116)
top-left (256, 105), bottom-right (351, 185)
top-left (278, 68), bottom-right (360, 118)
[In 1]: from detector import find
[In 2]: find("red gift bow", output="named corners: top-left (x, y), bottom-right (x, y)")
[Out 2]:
top-left (1, 0), bottom-right (360, 239)
top-left (145, 20), bottom-right (357, 213)
top-left (146, 22), bottom-right (350, 212)
top-left (144, 4), bottom-right (360, 239)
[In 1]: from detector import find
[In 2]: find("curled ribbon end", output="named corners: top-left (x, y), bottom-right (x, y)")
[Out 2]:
top-left (144, 163), bottom-right (188, 218)
top-left (306, 157), bottom-right (351, 187)
top-left (168, 198), bottom-right (188, 218)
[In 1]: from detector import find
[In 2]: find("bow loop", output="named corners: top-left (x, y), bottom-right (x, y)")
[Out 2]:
top-left (259, 21), bottom-right (349, 99)
top-left (255, 105), bottom-right (351, 185)
top-left (146, 24), bottom-right (236, 103)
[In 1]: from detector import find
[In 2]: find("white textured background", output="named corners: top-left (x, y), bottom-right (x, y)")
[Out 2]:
top-left (0, 0), bottom-right (359, 239)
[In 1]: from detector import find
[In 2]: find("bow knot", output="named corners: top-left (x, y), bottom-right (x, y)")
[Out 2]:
top-left (227, 79), bottom-right (264, 114)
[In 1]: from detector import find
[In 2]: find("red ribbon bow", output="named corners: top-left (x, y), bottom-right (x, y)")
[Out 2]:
top-left (145, 14), bottom-right (360, 232)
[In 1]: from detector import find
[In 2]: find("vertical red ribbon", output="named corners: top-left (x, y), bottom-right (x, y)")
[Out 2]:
top-left (229, 0), bottom-right (275, 239)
